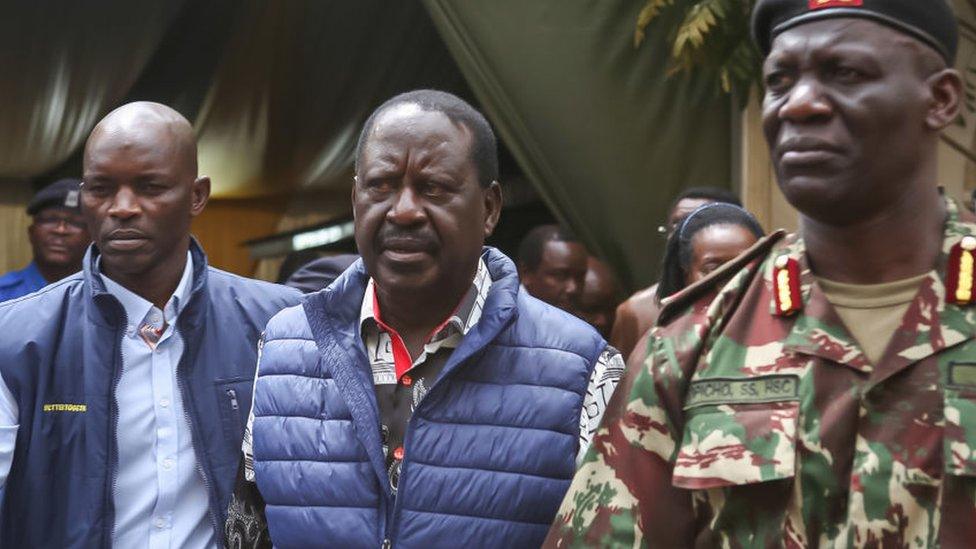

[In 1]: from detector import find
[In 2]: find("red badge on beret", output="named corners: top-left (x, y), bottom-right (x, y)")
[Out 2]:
top-left (809, 0), bottom-right (862, 9)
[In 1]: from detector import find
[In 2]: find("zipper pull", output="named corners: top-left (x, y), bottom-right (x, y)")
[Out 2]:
top-left (226, 388), bottom-right (240, 411)
top-left (381, 539), bottom-right (391, 549)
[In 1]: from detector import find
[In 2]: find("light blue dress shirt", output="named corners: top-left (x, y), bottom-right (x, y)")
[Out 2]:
top-left (0, 251), bottom-right (216, 549)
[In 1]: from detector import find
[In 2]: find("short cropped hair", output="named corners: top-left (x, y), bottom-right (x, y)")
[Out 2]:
top-left (517, 224), bottom-right (580, 273)
top-left (355, 89), bottom-right (498, 188)
top-left (670, 186), bottom-right (741, 213)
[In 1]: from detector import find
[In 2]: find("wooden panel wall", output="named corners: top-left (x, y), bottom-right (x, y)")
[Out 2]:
top-left (192, 196), bottom-right (289, 276)
top-left (0, 180), bottom-right (35, 274)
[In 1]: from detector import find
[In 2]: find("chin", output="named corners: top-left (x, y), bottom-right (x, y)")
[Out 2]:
top-left (374, 264), bottom-right (439, 293)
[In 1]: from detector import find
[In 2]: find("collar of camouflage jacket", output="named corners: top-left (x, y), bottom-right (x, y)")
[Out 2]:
top-left (771, 198), bottom-right (976, 381)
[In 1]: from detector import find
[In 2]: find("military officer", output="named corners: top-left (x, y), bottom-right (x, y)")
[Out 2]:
top-left (546, 0), bottom-right (976, 546)
top-left (0, 178), bottom-right (91, 302)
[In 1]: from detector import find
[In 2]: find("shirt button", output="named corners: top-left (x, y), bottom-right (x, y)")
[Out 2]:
top-left (401, 375), bottom-right (413, 387)
top-left (162, 458), bottom-right (174, 470)
top-left (154, 518), bottom-right (166, 529)
top-left (160, 398), bottom-right (170, 408)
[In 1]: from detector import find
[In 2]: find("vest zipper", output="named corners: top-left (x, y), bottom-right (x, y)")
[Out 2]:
top-left (105, 305), bottom-right (128, 547)
top-left (382, 538), bottom-right (391, 549)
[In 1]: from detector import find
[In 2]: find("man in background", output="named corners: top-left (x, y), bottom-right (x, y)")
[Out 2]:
top-left (0, 178), bottom-right (91, 302)
top-left (610, 186), bottom-right (740, 358)
top-left (578, 256), bottom-right (620, 339)
top-left (517, 224), bottom-right (588, 315)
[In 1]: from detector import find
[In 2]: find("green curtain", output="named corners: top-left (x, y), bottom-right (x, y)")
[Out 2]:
top-left (422, 0), bottom-right (732, 290)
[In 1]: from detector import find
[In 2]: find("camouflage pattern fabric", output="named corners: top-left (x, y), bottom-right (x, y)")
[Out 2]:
top-left (545, 198), bottom-right (976, 548)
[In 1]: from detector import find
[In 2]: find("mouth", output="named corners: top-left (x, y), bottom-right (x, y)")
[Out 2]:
top-left (777, 137), bottom-right (844, 167)
top-left (103, 229), bottom-right (150, 252)
top-left (379, 237), bottom-right (436, 264)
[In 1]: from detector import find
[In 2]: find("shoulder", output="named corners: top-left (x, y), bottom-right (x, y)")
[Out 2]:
top-left (657, 230), bottom-right (788, 327)
top-left (508, 289), bottom-right (605, 360)
top-left (206, 267), bottom-right (303, 310)
top-left (0, 274), bottom-right (85, 352)
top-left (263, 302), bottom-right (313, 341)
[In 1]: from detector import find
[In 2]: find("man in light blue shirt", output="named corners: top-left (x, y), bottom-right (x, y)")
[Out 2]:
top-left (0, 102), bottom-right (300, 547)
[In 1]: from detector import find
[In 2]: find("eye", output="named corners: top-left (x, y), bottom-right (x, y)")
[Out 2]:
top-left (832, 65), bottom-right (864, 83)
top-left (420, 181), bottom-right (448, 198)
top-left (83, 183), bottom-right (111, 198)
top-left (364, 178), bottom-right (394, 194)
top-left (764, 70), bottom-right (794, 94)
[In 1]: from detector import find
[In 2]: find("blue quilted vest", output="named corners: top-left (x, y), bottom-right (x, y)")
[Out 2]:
top-left (252, 247), bottom-right (605, 548)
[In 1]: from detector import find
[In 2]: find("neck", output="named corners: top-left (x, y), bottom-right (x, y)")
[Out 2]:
top-left (801, 186), bottom-right (945, 284)
top-left (374, 262), bottom-right (477, 355)
top-left (103, 241), bottom-right (190, 310)
top-left (35, 261), bottom-right (77, 285)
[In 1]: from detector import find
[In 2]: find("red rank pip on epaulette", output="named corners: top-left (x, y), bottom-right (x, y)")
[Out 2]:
top-left (773, 255), bottom-right (802, 316)
top-left (947, 236), bottom-right (976, 306)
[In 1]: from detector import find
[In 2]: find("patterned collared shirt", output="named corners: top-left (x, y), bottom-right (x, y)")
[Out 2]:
top-left (361, 259), bottom-right (624, 493)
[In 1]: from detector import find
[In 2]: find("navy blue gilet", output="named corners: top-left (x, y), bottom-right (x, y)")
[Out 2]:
top-left (0, 241), bottom-right (301, 547)
top-left (252, 247), bottom-right (606, 548)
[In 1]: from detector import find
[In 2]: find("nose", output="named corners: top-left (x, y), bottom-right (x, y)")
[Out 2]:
top-left (565, 277), bottom-right (581, 298)
top-left (385, 186), bottom-right (427, 226)
top-left (52, 219), bottom-right (72, 234)
top-left (107, 187), bottom-right (140, 220)
top-left (778, 78), bottom-right (832, 123)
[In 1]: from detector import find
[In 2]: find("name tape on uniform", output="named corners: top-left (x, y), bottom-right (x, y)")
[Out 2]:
top-left (685, 375), bottom-right (799, 410)
top-left (949, 362), bottom-right (976, 387)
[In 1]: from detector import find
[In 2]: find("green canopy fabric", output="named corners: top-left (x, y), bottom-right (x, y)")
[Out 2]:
top-left (0, 0), bottom-right (733, 287)
top-left (423, 0), bottom-right (733, 289)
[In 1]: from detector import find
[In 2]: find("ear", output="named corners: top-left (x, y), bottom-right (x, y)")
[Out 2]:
top-left (189, 176), bottom-right (211, 217)
top-left (925, 68), bottom-right (963, 130)
top-left (482, 180), bottom-right (502, 238)
top-left (351, 176), bottom-right (358, 220)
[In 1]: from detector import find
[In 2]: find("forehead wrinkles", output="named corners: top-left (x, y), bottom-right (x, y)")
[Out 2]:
top-left (85, 126), bottom-right (182, 176)
top-left (363, 111), bottom-right (473, 173)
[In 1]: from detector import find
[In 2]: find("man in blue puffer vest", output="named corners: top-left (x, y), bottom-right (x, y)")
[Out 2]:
top-left (224, 90), bottom-right (625, 548)
top-left (0, 102), bottom-right (301, 548)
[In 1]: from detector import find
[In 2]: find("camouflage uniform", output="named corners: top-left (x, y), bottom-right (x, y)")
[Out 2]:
top-left (545, 198), bottom-right (976, 548)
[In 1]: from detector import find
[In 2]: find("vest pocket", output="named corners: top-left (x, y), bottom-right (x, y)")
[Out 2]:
top-left (672, 401), bottom-right (798, 490)
top-left (215, 378), bottom-right (252, 451)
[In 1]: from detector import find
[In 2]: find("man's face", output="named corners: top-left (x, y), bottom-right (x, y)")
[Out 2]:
top-left (579, 257), bottom-right (618, 338)
top-left (354, 105), bottom-right (501, 295)
top-left (522, 240), bottom-right (588, 313)
top-left (82, 132), bottom-right (207, 278)
top-left (762, 19), bottom-right (937, 225)
top-left (667, 198), bottom-right (712, 236)
top-left (28, 206), bottom-right (90, 271)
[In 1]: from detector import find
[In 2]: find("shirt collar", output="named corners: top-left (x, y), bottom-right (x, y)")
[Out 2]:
top-left (99, 250), bottom-right (194, 329)
top-left (360, 258), bottom-right (492, 343)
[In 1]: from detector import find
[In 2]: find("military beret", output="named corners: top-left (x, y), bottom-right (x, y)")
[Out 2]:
top-left (752, 0), bottom-right (958, 64)
top-left (27, 178), bottom-right (82, 216)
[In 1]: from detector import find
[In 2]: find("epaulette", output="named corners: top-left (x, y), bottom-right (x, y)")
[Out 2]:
top-left (657, 229), bottom-right (788, 326)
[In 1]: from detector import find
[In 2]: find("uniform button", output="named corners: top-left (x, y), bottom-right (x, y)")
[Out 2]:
top-left (401, 375), bottom-right (413, 386)
top-left (393, 446), bottom-right (404, 460)
top-left (160, 398), bottom-right (170, 408)
top-left (154, 517), bottom-right (166, 529)
top-left (162, 458), bottom-right (174, 470)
